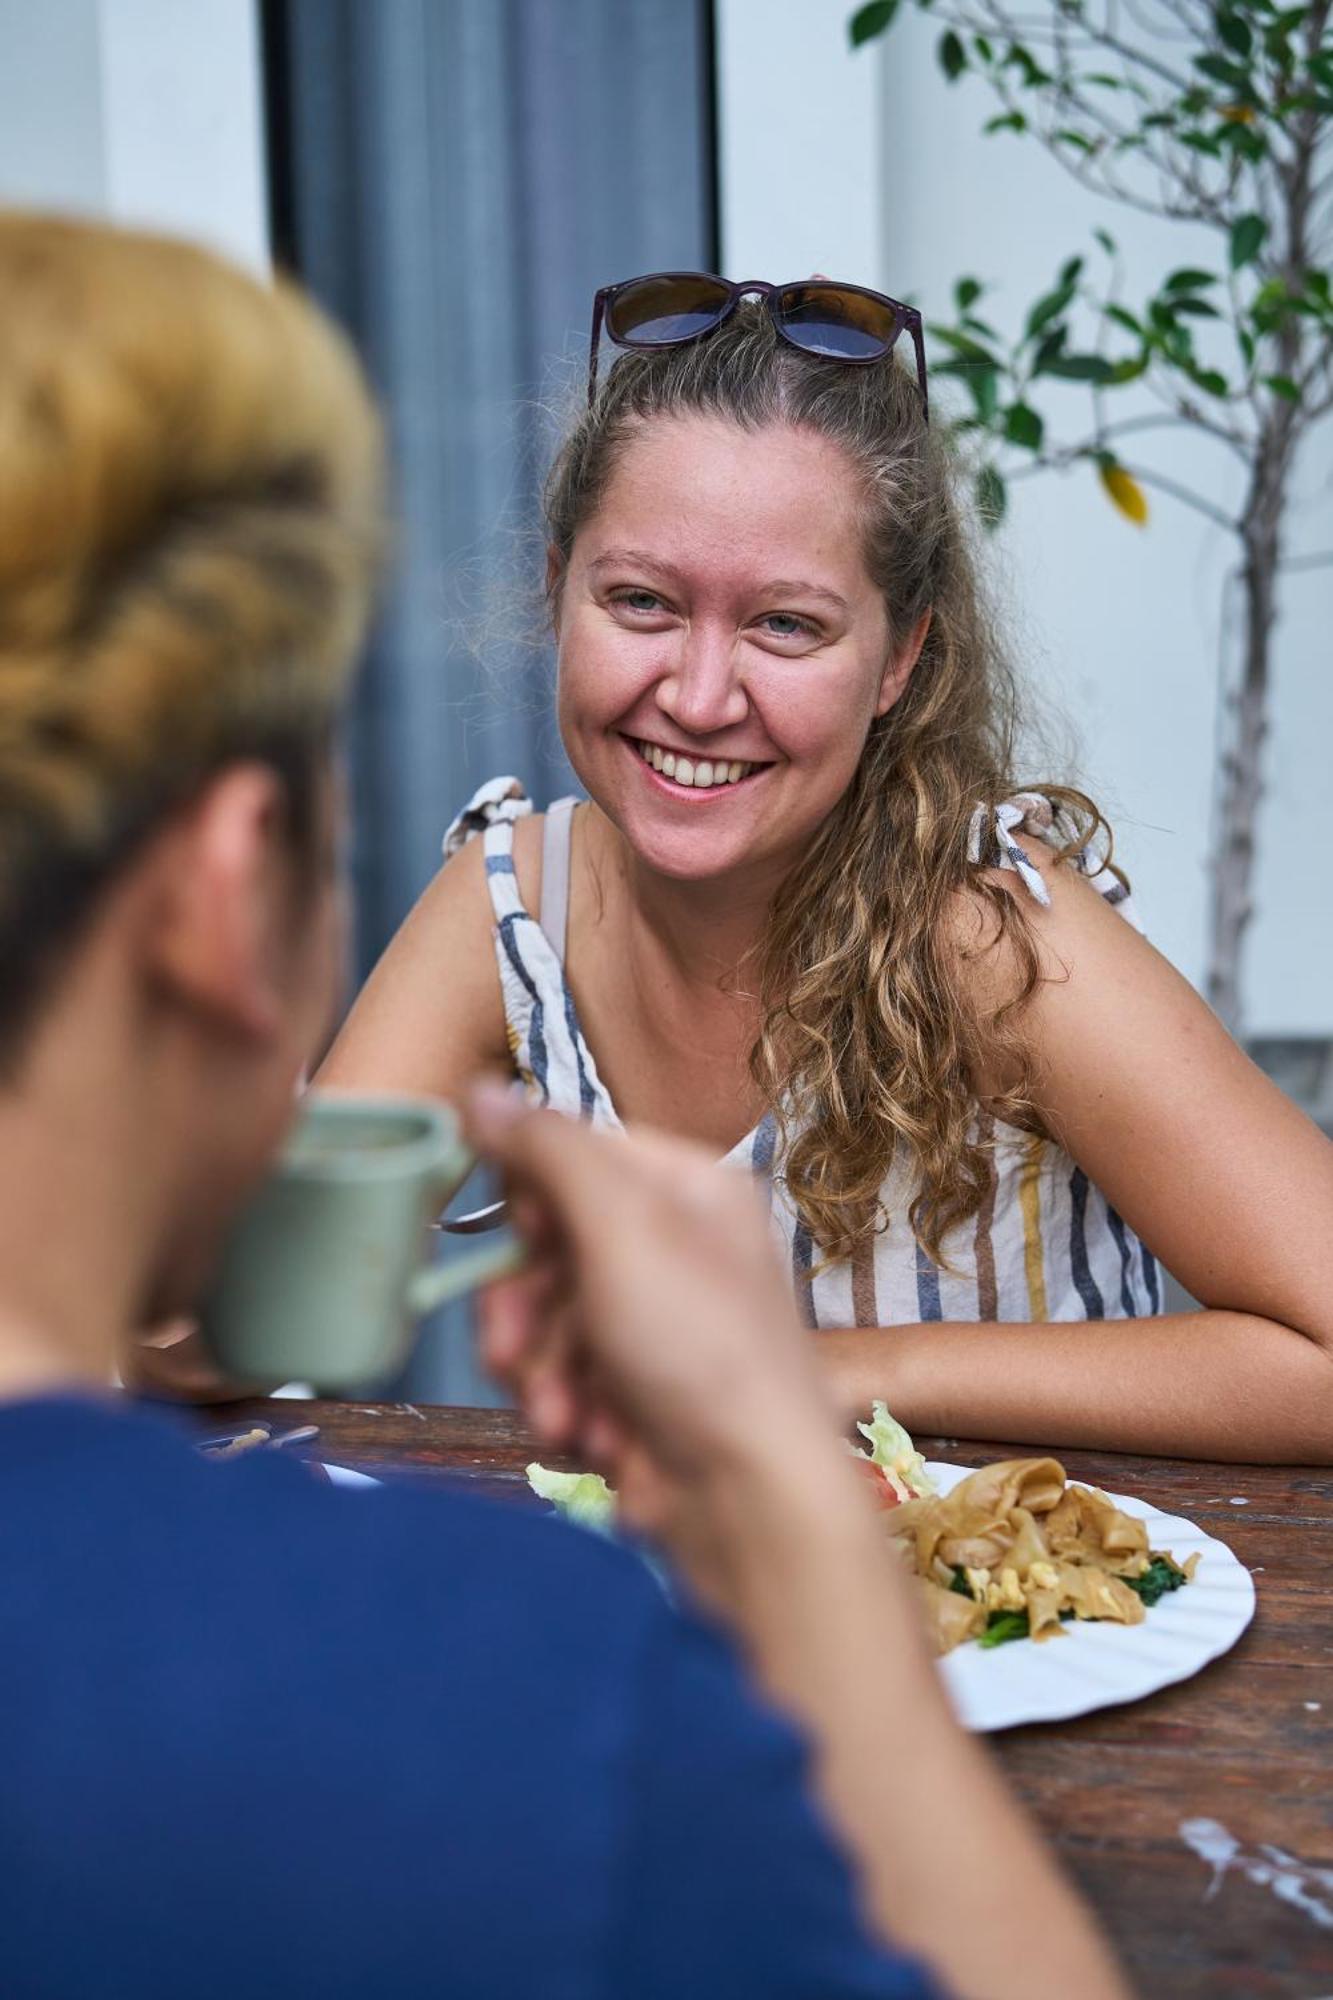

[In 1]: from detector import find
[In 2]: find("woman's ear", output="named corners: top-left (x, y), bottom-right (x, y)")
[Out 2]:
top-left (875, 608), bottom-right (933, 718)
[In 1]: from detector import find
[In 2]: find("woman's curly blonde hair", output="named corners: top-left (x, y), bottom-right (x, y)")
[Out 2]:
top-left (0, 212), bottom-right (385, 1063)
top-left (544, 305), bottom-right (1118, 1265)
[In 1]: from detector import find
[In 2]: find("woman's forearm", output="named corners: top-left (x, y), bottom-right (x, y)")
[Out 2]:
top-left (819, 1311), bottom-right (1333, 1461)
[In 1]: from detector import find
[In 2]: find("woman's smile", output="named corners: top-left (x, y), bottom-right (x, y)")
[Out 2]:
top-left (626, 732), bottom-right (771, 794)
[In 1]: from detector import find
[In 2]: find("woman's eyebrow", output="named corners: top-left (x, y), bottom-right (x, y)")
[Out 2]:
top-left (587, 547), bottom-right (681, 580)
top-left (761, 580), bottom-right (849, 614)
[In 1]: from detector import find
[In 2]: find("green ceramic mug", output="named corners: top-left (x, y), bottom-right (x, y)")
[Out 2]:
top-left (198, 1091), bottom-right (522, 1392)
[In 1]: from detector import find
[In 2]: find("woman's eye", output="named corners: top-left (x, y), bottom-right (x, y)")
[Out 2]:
top-left (613, 589), bottom-right (666, 614)
top-left (759, 612), bottom-right (817, 640)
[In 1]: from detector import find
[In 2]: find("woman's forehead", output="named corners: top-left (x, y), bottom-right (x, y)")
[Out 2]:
top-left (582, 414), bottom-right (872, 590)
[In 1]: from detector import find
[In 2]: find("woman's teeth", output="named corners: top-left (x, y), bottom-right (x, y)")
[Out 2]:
top-left (635, 740), bottom-right (755, 787)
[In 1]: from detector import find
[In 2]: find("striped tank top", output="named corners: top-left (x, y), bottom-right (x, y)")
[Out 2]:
top-left (445, 777), bottom-right (1161, 1332)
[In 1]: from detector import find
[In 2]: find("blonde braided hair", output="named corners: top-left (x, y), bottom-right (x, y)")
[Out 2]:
top-left (0, 212), bottom-right (384, 1058)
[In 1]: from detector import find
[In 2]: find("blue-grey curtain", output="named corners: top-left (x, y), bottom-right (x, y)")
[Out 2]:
top-left (265, 0), bottom-right (716, 1399)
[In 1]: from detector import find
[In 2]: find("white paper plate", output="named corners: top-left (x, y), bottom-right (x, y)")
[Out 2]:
top-left (927, 1462), bottom-right (1256, 1734)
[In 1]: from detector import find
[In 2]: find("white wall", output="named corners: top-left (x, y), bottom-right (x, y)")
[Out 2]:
top-left (716, 0), bottom-right (1333, 1033)
top-left (0, 0), bottom-right (268, 271)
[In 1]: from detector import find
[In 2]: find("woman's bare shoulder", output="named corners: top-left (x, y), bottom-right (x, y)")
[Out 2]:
top-left (317, 830), bottom-right (513, 1100)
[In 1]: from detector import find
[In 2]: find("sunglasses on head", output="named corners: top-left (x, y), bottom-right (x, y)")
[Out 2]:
top-left (588, 271), bottom-right (928, 418)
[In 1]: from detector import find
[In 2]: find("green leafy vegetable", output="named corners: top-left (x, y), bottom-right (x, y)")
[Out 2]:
top-left (1124, 1554), bottom-right (1190, 1606)
top-left (978, 1611), bottom-right (1031, 1648)
top-left (856, 1401), bottom-right (936, 1500)
top-left (525, 1463), bottom-right (617, 1534)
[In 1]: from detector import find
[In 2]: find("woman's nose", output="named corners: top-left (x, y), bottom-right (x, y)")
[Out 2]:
top-left (656, 628), bottom-right (749, 735)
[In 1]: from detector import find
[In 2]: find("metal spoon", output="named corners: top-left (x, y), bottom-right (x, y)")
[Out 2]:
top-left (431, 1197), bottom-right (508, 1236)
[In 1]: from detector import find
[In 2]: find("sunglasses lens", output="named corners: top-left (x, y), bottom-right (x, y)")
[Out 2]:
top-left (606, 274), bottom-right (732, 346)
top-left (774, 284), bottom-right (897, 361)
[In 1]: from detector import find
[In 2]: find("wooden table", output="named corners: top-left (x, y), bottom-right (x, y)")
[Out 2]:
top-left (205, 1399), bottom-right (1333, 1999)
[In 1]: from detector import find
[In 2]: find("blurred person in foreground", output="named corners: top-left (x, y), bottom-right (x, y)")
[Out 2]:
top-left (0, 211), bottom-right (1126, 2000)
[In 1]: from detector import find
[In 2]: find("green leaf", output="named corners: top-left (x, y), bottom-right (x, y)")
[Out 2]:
top-left (1008, 41), bottom-right (1048, 87)
top-left (1107, 355), bottom-right (1150, 384)
top-left (954, 277), bottom-right (983, 312)
top-left (1263, 373), bottom-right (1301, 401)
top-left (984, 109), bottom-right (1027, 134)
top-left (931, 325), bottom-right (1000, 365)
top-left (1196, 52), bottom-right (1254, 91)
top-left (978, 370), bottom-right (1002, 422)
top-left (1004, 402), bottom-right (1044, 449)
top-left (1094, 227), bottom-right (1117, 256)
top-left (973, 32), bottom-right (993, 60)
top-left (1032, 326), bottom-right (1069, 371)
top-left (1055, 129), bottom-right (1096, 152)
top-left (938, 28), bottom-right (967, 78)
top-left (1251, 276), bottom-right (1291, 329)
top-left (1165, 267), bottom-right (1220, 292)
top-left (1039, 354), bottom-right (1115, 383)
top-left (1059, 254), bottom-right (1085, 287)
top-left (1025, 282), bottom-right (1076, 341)
top-left (1190, 367), bottom-right (1231, 397)
top-left (849, 0), bottom-right (899, 47)
top-left (1171, 298), bottom-right (1223, 318)
top-left (1216, 8), bottom-right (1253, 57)
top-left (1220, 124), bottom-right (1268, 166)
top-left (976, 463), bottom-right (1007, 528)
top-left (1106, 304), bottom-right (1144, 335)
top-left (1229, 212), bottom-right (1267, 268)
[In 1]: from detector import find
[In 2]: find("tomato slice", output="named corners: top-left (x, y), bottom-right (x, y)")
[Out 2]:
top-left (853, 1455), bottom-right (902, 1510)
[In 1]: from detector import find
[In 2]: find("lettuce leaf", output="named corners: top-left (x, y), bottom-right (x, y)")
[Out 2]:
top-left (854, 1400), bottom-right (936, 1503)
top-left (526, 1463), bottom-right (618, 1534)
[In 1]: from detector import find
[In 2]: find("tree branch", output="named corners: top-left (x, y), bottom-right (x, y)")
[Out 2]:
top-left (1007, 447), bottom-right (1239, 528)
top-left (1279, 550), bottom-right (1333, 572)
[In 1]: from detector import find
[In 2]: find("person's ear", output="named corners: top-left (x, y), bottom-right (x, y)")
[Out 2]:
top-left (875, 608), bottom-right (932, 718)
top-left (141, 765), bottom-right (296, 1043)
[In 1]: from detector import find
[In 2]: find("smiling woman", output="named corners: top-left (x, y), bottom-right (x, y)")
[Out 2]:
top-left (322, 290), bottom-right (1333, 1466)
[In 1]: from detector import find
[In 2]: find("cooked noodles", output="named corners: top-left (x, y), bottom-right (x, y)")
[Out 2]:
top-left (883, 1458), bottom-right (1198, 1654)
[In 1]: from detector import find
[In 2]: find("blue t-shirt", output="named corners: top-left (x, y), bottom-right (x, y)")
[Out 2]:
top-left (0, 1396), bottom-right (940, 1998)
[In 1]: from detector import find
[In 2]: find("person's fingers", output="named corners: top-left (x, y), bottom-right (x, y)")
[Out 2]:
top-left (464, 1080), bottom-right (685, 1246)
top-left (138, 1317), bottom-right (197, 1350)
top-left (581, 1406), bottom-right (626, 1467)
top-left (476, 1275), bottom-right (540, 1376)
top-left (522, 1353), bottom-right (581, 1446)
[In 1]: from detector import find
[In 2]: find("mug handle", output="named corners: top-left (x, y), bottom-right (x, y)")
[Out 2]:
top-left (405, 1234), bottom-right (526, 1317)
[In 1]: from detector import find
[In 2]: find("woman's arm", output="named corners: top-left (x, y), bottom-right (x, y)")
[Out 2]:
top-left (317, 824), bottom-right (520, 1099)
top-left (822, 854), bottom-right (1333, 1461)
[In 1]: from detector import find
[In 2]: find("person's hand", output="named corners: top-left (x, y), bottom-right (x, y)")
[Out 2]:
top-left (463, 1082), bottom-right (846, 1536)
top-left (121, 1319), bottom-right (266, 1403)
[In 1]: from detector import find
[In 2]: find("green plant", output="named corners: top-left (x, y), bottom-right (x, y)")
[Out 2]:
top-left (851, 0), bottom-right (1333, 1032)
